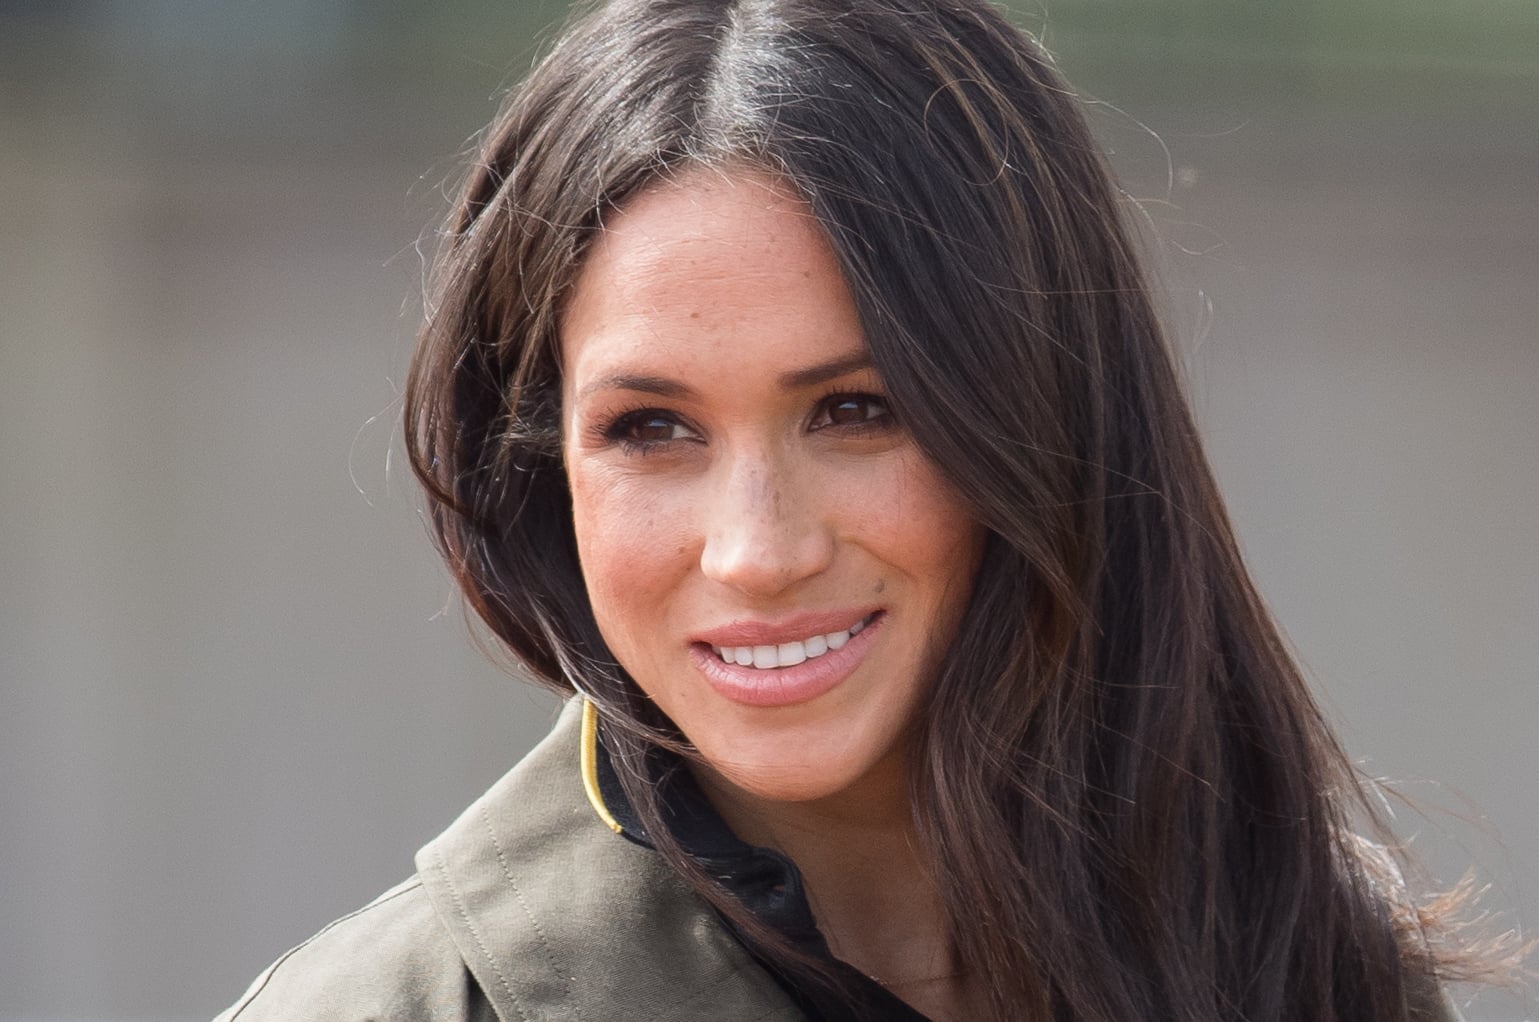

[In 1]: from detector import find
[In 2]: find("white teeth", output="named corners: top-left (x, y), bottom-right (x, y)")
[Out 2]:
top-left (776, 641), bottom-right (807, 667)
top-left (714, 615), bottom-right (873, 669)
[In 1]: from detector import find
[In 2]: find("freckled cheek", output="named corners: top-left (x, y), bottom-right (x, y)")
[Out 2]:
top-left (846, 457), bottom-right (981, 567)
top-left (567, 466), bottom-right (700, 619)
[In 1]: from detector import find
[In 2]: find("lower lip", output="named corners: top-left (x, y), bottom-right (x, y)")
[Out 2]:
top-left (689, 613), bottom-right (884, 708)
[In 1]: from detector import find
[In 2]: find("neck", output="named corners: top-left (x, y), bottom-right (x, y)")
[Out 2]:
top-left (692, 755), bottom-right (966, 1009)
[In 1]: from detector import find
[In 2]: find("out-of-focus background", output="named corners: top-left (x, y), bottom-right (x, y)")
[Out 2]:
top-left (1, 2), bottom-right (1534, 1019)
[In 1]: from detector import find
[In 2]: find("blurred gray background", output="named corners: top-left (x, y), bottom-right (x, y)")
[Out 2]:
top-left (1, 2), bottom-right (1534, 1019)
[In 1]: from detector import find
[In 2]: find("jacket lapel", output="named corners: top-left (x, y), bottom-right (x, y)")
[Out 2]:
top-left (416, 699), bottom-right (803, 1021)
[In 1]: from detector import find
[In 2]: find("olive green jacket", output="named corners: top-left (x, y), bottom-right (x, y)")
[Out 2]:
top-left (214, 698), bottom-right (1465, 1022)
top-left (214, 699), bottom-right (802, 1021)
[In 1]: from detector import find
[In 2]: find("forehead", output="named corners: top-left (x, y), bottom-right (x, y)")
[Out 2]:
top-left (558, 169), bottom-right (866, 387)
top-left (597, 167), bottom-right (818, 254)
top-left (571, 169), bottom-right (830, 305)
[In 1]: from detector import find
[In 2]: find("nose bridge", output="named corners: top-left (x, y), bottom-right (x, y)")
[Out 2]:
top-left (699, 439), bottom-right (832, 595)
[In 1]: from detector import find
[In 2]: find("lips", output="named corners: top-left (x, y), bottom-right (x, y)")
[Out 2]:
top-left (689, 610), bottom-right (884, 708)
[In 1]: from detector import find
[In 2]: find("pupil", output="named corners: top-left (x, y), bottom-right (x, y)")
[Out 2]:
top-left (830, 399), bottom-right (866, 424)
top-left (636, 417), bottom-right (672, 441)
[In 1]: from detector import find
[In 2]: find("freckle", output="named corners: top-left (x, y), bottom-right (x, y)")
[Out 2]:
top-left (690, 310), bottom-right (701, 319)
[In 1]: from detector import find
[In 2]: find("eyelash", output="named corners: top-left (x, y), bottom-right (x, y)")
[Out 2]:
top-left (598, 389), bottom-right (896, 455)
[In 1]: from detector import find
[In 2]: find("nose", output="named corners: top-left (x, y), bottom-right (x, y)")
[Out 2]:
top-left (698, 448), bottom-right (835, 598)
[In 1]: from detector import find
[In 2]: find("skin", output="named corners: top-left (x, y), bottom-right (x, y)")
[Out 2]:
top-left (560, 168), bottom-right (987, 1017)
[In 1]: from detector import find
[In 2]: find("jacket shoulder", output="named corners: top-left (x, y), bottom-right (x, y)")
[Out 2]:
top-left (214, 876), bottom-right (496, 1022)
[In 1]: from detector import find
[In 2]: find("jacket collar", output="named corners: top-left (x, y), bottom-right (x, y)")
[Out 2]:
top-left (582, 700), bottom-right (825, 945)
top-left (414, 698), bottom-right (804, 1022)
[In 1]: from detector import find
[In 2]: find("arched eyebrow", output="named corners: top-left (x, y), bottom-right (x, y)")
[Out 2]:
top-left (778, 351), bottom-right (872, 390)
top-left (575, 351), bottom-right (873, 402)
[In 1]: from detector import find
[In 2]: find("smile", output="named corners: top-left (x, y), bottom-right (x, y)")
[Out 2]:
top-left (690, 610), bottom-right (885, 708)
top-left (711, 613), bottom-right (875, 670)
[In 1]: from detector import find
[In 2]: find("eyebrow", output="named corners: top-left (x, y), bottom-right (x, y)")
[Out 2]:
top-left (575, 351), bottom-right (874, 402)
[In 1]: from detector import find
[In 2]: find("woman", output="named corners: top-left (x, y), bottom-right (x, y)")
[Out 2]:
top-left (217, 0), bottom-right (1493, 1019)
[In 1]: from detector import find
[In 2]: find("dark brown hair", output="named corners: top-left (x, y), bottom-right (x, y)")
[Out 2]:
top-left (405, 0), bottom-right (1488, 1017)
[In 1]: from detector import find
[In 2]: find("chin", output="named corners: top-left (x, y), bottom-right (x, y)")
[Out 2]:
top-left (711, 762), bottom-right (855, 805)
top-left (693, 718), bottom-right (904, 807)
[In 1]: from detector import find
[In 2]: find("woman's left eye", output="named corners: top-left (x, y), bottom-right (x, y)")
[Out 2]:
top-left (810, 392), bottom-right (894, 431)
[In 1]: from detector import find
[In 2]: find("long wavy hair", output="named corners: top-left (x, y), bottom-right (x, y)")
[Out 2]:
top-left (404, 0), bottom-right (1481, 1017)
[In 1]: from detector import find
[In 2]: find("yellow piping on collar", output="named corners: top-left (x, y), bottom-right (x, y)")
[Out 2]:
top-left (580, 698), bottom-right (624, 834)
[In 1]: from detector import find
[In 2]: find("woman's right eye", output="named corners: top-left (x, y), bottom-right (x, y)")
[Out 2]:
top-left (604, 409), bottom-right (698, 450)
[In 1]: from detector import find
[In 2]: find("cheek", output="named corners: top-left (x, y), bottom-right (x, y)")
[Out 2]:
top-left (856, 452), bottom-right (984, 589)
top-left (567, 463), bottom-right (695, 638)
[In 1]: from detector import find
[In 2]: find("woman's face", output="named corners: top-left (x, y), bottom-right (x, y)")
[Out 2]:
top-left (560, 170), bottom-right (984, 808)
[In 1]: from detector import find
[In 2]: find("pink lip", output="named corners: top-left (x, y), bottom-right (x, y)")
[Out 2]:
top-left (692, 607), bottom-right (881, 648)
top-left (689, 611), bottom-right (884, 708)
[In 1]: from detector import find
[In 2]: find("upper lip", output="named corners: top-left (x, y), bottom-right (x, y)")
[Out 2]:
top-left (692, 608), bottom-right (881, 648)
